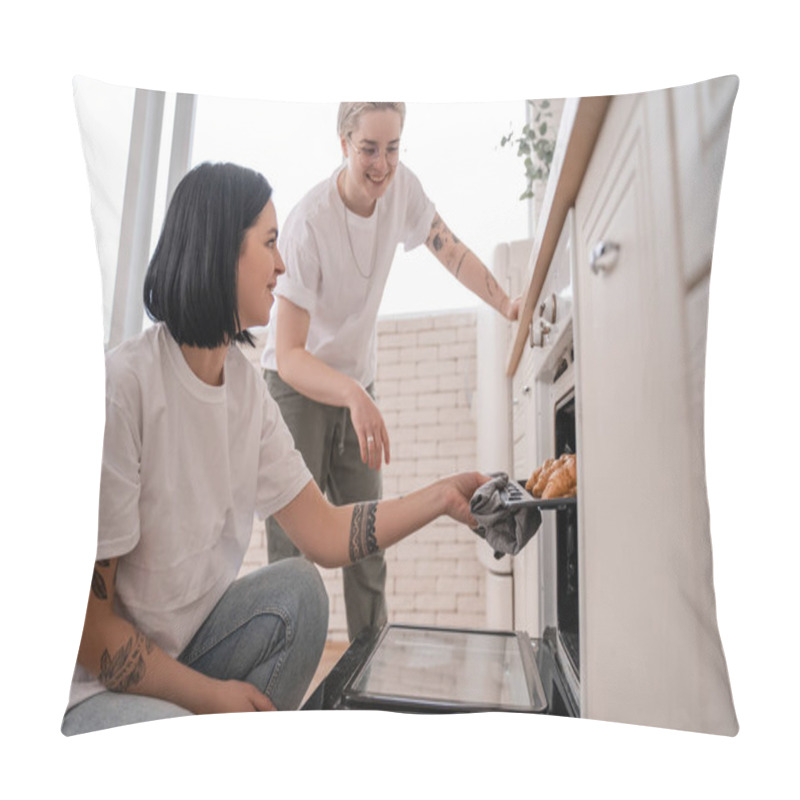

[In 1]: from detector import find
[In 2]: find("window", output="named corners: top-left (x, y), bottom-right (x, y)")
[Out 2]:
top-left (191, 98), bottom-right (528, 316)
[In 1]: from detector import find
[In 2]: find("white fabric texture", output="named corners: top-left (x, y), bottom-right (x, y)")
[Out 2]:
top-left (68, 323), bottom-right (312, 710)
top-left (261, 162), bottom-right (436, 387)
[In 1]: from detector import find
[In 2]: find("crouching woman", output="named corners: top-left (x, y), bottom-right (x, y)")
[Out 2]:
top-left (61, 161), bottom-right (486, 735)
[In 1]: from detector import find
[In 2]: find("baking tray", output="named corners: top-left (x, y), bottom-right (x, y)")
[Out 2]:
top-left (503, 479), bottom-right (577, 511)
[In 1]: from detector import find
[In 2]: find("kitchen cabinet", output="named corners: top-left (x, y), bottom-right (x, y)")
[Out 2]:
top-left (508, 78), bottom-right (738, 733)
top-left (512, 342), bottom-right (536, 484)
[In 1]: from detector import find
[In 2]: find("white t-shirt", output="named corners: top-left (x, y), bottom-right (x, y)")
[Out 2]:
top-left (67, 323), bottom-right (312, 711)
top-left (261, 162), bottom-right (436, 387)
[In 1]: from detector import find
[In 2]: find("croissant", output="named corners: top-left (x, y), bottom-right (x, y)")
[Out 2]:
top-left (542, 464), bottom-right (576, 498)
top-left (526, 458), bottom-right (552, 493)
top-left (532, 458), bottom-right (559, 497)
top-left (562, 455), bottom-right (577, 484)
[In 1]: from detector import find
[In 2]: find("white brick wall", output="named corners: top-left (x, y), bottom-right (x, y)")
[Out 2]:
top-left (239, 309), bottom-right (486, 641)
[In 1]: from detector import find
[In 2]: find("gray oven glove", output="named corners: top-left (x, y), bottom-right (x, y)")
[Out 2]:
top-left (469, 472), bottom-right (542, 559)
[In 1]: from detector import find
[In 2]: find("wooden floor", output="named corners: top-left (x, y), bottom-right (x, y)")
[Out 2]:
top-left (302, 639), bottom-right (349, 705)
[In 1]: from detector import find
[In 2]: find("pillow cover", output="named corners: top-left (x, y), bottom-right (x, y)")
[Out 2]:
top-left (67, 75), bottom-right (738, 737)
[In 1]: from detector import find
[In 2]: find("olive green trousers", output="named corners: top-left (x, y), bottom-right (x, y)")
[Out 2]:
top-left (264, 370), bottom-right (387, 642)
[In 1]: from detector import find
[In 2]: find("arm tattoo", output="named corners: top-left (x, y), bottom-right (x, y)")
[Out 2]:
top-left (428, 214), bottom-right (445, 251)
top-left (454, 251), bottom-right (467, 278)
top-left (428, 216), bottom-right (469, 278)
top-left (349, 501), bottom-right (380, 563)
top-left (91, 570), bottom-right (108, 600)
top-left (91, 559), bottom-right (112, 600)
top-left (99, 631), bottom-right (154, 693)
top-left (427, 214), bottom-right (461, 251)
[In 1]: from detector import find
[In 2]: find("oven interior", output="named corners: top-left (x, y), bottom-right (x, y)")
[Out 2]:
top-left (534, 324), bottom-right (580, 711)
top-left (554, 390), bottom-right (579, 676)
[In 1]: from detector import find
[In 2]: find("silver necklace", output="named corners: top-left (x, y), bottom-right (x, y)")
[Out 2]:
top-left (340, 171), bottom-right (378, 279)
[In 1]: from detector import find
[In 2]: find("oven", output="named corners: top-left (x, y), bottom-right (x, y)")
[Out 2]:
top-left (534, 335), bottom-right (580, 709)
top-left (302, 218), bottom-right (580, 719)
top-left (527, 209), bottom-right (580, 711)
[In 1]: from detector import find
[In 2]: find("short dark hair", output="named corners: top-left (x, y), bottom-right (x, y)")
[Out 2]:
top-left (143, 161), bottom-right (272, 348)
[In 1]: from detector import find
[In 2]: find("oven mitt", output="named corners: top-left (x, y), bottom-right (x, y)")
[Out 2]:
top-left (469, 472), bottom-right (542, 559)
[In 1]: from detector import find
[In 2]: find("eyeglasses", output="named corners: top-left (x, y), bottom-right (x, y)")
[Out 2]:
top-left (347, 134), bottom-right (402, 166)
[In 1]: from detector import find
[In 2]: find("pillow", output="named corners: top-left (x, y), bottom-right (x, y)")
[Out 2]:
top-left (66, 75), bottom-right (738, 738)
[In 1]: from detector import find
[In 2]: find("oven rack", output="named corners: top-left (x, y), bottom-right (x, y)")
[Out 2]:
top-left (504, 479), bottom-right (577, 512)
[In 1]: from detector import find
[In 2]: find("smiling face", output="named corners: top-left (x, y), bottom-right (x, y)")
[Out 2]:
top-left (340, 109), bottom-right (403, 213)
top-left (236, 200), bottom-right (284, 330)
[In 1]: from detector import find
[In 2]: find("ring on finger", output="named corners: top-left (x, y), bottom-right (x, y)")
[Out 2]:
top-left (367, 435), bottom-right (375, 446)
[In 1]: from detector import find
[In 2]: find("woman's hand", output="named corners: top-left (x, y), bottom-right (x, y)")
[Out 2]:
top-left (441, 472), bottom-right (492, 528)
top-left (198, 679), bottom-right (277, 714)
top-left (504, 295), bottom-right (522, 322)
top-left (346, 383), bottom-right (391, 470)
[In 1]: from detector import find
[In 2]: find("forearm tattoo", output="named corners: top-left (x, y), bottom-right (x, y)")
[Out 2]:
top-left (91, 558), bottom-right (152, 693)
top-left (453, 251), bottom-right (468, 278)
top-left (349, 501), bottom-right (380, 563)
top-left (99, 631), bottom-right (154, 693)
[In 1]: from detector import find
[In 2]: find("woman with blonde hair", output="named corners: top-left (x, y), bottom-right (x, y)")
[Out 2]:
top-left (262, 102), bottom-right (519, 641)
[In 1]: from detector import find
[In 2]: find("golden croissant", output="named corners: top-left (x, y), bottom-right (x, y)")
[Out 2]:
top-left (528, 453), bottom-right (577, 499)
top-left (531, 458), bottom-right (557, 496)
top-left (526, 458), bottom-right (553, 494)
top-left (535, 454), bottom-right (568, 496)
top-left (542, 462), bottom-right (577, 498)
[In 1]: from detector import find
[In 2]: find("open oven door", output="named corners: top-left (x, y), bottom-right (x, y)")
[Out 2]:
top-left (302, 622), bottom-right (578, 717)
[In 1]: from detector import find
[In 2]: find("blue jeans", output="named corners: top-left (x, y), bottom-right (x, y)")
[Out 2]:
top-left (61, 558), bottom-right (329, 735)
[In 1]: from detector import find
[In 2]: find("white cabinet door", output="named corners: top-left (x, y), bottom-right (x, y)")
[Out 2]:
top-left (512, 344), bottom-right (536, 480)
top-left (573, 89), bottom-right (736, 733)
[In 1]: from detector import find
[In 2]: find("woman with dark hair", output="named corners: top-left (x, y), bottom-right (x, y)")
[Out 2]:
top-left (62, 161), bottom-right (487, 735)
top-left (262, 103), bottom-right (520, 641)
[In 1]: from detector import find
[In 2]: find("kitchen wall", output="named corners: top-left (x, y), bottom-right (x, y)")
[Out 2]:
top-left (240, 308), bottom-right (485, 641)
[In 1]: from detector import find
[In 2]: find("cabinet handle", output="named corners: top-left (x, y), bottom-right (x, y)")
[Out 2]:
top-left (529, 318), bottom-right (551, 349)
top-left (590, 240), bottom-right (620, 275)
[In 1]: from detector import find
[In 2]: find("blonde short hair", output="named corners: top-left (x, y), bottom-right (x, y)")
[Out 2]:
top-left (337, 102), bottom-right (406, 138)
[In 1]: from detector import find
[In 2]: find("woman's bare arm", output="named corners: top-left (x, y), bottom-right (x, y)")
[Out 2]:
top-left (273, 472), bottom-right (488, 569)
top-left (425, 212), bottom-right (520, 320)
top-left (77, 558), bottom-right (275, 713)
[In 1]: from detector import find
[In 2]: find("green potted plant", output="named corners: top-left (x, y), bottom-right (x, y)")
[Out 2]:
top-left (500, 99), bottom-right (561, 229)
